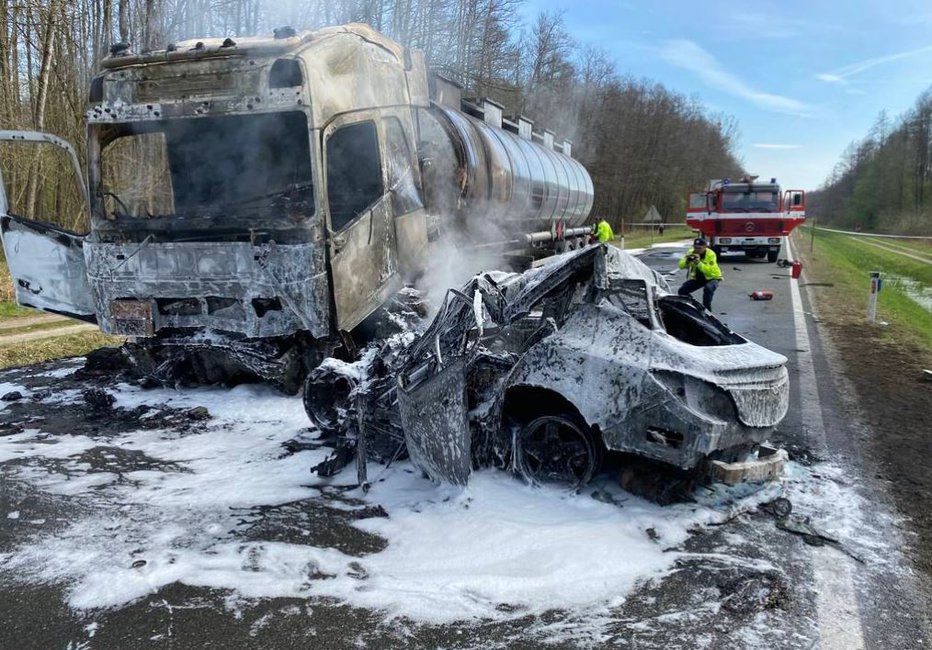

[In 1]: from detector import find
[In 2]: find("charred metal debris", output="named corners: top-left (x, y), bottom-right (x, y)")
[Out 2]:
top-left (304, 245), bottom-right (791, 492)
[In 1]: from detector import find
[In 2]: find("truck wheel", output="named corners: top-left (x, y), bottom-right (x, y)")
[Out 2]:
top-left (515, 414), bottom-right (602, 489)
top-left (767, 249), bottom-right (779, 263)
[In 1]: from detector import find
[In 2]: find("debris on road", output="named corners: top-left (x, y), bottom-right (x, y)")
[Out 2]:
top-left (719, 570), bottom-right (789, 614)
top-left (759, 497), bottom-right (793, 518)
top-left (750, 290), bottom-right (775, 300)
top-left (706, 445), bottom-right (787, 485)
top-left (82, 388), bottom-right (115, 411)
top-left (186, 406), bottom-right (211, 421)
top-left (775, 514), bottom-right (865, 563)
top-left (0, 423), bottom-right (24, 436)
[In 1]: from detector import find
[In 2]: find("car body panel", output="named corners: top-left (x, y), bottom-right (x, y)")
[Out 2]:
top-left (397, 245), bottom-right (789, 481)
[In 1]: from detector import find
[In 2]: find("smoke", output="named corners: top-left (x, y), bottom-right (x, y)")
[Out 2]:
top-left (410, 109), bottom-right (515, 314)
top-left (417, 220), bottom-right (512, 318)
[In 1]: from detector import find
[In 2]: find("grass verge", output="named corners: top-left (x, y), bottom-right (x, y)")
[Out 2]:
top-left (795, 230), bottom-right (932, 580)
top-left (859, 235), bottom-right (932, 256)
top-left (0, 302), bottom-right (36, 319)
top-left (0, 253), bottom-right (31, 318)
top-left (796, 227), bottom-right (932, 349)
top-left (0, 331), bottom-right (122, 370)
top-left (0, 320), bottom-right (88, 337)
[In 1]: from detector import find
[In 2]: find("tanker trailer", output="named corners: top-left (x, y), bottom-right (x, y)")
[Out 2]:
top-left (0, 24), bottom-right (594, 392)
top-left (417, 92), bottom-right (594, 258)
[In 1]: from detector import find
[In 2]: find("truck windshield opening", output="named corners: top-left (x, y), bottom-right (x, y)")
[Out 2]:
top-left (97, 111), bottom-right (313, 219)
top-left (721, 190), bottom-right (778, 213)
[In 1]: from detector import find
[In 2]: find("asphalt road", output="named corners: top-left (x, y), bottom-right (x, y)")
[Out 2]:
top-left (0, 241), bottom-right (929, 649)
top-left (643, 240), bottom-right (932, 649)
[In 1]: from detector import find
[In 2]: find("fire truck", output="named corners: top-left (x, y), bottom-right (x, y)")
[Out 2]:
top-left (686, 176), bottom-right (805, 262)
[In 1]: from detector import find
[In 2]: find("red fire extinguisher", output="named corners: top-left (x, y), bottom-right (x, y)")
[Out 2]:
top-left (791, 260), bottom-right (802, 279)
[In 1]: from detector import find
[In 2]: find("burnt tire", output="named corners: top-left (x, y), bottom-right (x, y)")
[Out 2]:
top-left (515, 414), bottom-right (602, 489)
top-left (302, 366), bottom-right (356, 437)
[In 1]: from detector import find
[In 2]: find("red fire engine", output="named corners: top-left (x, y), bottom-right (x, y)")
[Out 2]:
top-left (686, 176), bottom-right (805, 262)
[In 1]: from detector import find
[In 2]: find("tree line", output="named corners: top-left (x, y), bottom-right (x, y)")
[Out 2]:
top-left (809, 93), bottom-right (932, 235)
top-left (0, 0), bottom-right (744, 231)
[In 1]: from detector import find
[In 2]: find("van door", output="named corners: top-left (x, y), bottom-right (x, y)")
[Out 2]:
top-left (0, 131), bottom-right (96, 320)
top-left (324, 118), bottom-right (402, 331)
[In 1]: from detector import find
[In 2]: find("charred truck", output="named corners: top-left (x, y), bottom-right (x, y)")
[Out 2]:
top-left (686, 176), bottom-right (805, 263)
top-left (0, 24), bottom-right (593, 392)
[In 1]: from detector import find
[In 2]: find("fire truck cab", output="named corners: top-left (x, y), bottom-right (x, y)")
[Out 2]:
top-left (686, 176), bottom-right (805, 262)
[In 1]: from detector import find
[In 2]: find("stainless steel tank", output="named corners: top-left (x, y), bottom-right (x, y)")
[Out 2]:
top-left (419, 105), bottom-right (594, 238)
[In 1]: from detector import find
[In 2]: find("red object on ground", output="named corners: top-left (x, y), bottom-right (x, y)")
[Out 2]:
top-left (750, 290), bottom-right (775, 301)
top-left (791, 260), bottom-right (802, 279)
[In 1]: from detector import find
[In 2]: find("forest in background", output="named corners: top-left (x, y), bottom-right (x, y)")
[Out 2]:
top-left (809, 93), bottom-right (932, 235)
top-left (0, 0), bottom-right (745, 231)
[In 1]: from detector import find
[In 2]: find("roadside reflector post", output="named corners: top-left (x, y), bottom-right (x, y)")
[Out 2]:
top-left (867, 271), bottom-right (882, 322)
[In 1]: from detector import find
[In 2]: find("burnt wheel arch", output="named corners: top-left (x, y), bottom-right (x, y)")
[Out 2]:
top-left (502, 386), bottom-right (604, 488)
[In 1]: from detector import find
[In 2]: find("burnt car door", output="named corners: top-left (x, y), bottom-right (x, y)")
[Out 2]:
top-left (0, 131), bottom-right (96, 321)
top-left (324, 116), bottom-right (402, 331)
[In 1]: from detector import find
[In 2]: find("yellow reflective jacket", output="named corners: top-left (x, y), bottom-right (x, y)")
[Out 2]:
top-left (678, 247), bottom-right (723, 281)
top-left (596, 220), bottom-right (614, 242)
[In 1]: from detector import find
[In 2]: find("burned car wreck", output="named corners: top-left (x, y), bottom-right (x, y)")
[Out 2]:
top-left (305, 245), bottom-right (789, 489)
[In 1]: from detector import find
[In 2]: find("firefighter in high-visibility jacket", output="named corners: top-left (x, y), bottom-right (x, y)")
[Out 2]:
top-left (595, 219), bottom-right (614, 243)
top-left (677, 238), bottom-right (723, 311)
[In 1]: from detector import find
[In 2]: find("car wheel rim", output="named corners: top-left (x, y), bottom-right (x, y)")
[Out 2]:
top-left (517, 415), bottom-right (598, 487)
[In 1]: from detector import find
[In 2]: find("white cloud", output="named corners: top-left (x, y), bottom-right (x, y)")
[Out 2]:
top-left (816, 44), bottom-right (932, 83)
top-left (660, 40), bottom-right (815, 116)
top-left (753, 144), bottom-right (802, 150)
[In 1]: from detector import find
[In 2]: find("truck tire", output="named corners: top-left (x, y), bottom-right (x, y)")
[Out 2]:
top-left (303, 366), bottom-right (356, 436)
top-left (767, 249), bottom-right (779, 263)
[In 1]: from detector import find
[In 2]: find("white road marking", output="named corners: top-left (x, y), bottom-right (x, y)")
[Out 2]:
top-left (787, 237), bottom-right (865, 650)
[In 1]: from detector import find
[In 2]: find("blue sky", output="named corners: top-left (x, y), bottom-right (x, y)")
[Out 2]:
top-left (519, 0), bottom-right (932, 190)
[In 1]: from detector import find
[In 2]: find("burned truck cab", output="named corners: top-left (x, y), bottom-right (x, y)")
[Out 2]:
top-left (1, 24), bottom-right (431, 390)
top-left (85, 24), bottom-right (429, 340)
